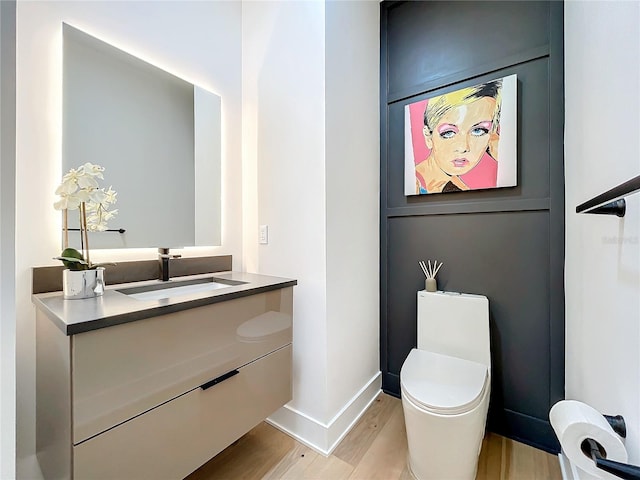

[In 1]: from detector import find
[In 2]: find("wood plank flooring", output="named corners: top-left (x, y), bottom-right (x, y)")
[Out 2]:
top-left (187, 394), bottom-right (561, 480)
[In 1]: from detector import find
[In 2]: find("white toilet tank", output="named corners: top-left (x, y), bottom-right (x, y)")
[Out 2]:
top-left (417, 291), bottom-right (490, 367)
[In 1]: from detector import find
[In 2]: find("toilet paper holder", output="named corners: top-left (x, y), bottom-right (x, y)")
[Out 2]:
top-left (604, 414), bottom-right (627, 438)
top-left (580, 414), bottom-right (638, 480)
top-left (584, 437), bottom-right (640, 480)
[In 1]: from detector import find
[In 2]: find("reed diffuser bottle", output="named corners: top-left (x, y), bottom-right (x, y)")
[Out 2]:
top-left (419, 260), bottom-right (443, 292)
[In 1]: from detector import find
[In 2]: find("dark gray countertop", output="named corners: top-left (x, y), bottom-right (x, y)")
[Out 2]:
top-left (32, 271), bottom-right (297, 336)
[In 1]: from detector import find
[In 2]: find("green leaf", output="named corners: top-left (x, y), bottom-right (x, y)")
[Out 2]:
top-left (55, 247), bottom-right (87, 270)
top-left (54, 248), bottom-right (115, 271)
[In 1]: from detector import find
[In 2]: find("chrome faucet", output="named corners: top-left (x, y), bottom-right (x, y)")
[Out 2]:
top-left (158, 247), bottom-right (182, 281)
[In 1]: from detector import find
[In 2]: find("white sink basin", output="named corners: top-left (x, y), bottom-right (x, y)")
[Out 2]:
top-left (117, 277), bottom-right (245, 301)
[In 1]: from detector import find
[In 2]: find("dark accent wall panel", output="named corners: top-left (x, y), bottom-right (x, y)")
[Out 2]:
top-left (380, 1), bottom-right (564, 453)
top-left (386, 1), bottom-right (550, 99)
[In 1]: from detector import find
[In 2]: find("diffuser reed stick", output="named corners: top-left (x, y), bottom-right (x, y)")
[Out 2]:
top-left (419, 259), bottom-right (443, 292)
top-left (419, 261), bottom-right (429, 278)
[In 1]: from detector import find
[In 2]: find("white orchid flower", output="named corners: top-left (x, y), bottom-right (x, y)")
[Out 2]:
top-left (73, 189), bottom-right (91, 203)
top-left (53, 198), bottom-right (65, 210)
top-left (54, 192), bottom-right (82, 211)
top-left (54, 194), bottom-right (79, 211)
top-left (86, 220), bottom-right (106, 232)
top-left (104, 187), bottom-right (117, 204)
top-left (80, 163), bottom-right (105, 179)
top-left (101, 209), bottom-right (117, 221)
top-left (55, 163), bottom-right (117, 269)
top-left (77, 175), bottom-right (99, 190)
top-left (86, 202), bottom-right (118, 229)
top-left (61, 168), bottom-right (81, 183)
top-left (55, 179), bottom-right (78, 196)
top-left (88, 188), bottom-right (107, 204)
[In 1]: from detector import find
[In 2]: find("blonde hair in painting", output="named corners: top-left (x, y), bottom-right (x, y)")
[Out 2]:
top-left (424, 80), bottom-right (503, 134)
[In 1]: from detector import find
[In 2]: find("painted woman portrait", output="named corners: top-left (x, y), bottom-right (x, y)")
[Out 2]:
top-left (404, 75), bottom-right (517, 195)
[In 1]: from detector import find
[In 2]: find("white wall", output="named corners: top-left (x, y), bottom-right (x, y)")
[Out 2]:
top-left (325, 0), bottom-right (380, 421)
top-left (15, 1), bottom-right (242, 474)
top-left (243, 0), bottom-right (380, 453)
top-left (565, 0), bottom-right (640, 464)
top-left (243, 0), bottom-right (330, 423)
top-left (0, 1), bottom-right (16, 477)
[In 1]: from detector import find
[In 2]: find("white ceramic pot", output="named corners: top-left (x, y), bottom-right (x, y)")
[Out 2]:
top-left (62, 267), bottom-right (105, 299)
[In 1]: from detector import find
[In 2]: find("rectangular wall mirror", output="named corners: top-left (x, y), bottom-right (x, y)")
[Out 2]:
top-left (63, 23), bottom-right (221, 249)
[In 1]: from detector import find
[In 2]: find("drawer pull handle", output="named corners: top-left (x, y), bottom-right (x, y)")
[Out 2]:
top-left (200, 370), bottom-right (239, 390)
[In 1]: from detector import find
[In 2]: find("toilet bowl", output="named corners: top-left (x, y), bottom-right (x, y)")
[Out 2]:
top-left (400, 290), bottom-right (490, 480)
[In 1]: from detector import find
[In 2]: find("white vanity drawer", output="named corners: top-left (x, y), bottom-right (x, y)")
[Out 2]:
top-left (72, 287), bottom-right (293, 444)
top-left (74, 343), bottom-right (292, 480)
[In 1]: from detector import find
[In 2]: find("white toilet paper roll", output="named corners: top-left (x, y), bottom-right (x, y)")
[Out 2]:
top-left (550, 400), bottom-right (627, 479)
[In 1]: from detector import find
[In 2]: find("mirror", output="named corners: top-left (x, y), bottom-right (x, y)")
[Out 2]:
top-left (62, 23), bottom-right (221, 249)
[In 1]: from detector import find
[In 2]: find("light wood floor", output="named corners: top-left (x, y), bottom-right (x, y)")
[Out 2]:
top-left (187, 394), bottom-right (562, 480)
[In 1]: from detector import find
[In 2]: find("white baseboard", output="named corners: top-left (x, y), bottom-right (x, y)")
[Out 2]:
top-left (266, 371), bottom-right (382, 456)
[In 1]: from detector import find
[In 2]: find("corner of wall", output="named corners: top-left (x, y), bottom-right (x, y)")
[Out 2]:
top-left (267, 372), bottom-right (381, 455)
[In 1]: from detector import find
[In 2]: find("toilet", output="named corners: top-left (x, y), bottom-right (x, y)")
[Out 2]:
top-left (400, 290), bottom-right (491, 480)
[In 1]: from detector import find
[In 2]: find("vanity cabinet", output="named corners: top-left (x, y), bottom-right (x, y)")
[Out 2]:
top-left (35, 286), bottom-right (293, 480)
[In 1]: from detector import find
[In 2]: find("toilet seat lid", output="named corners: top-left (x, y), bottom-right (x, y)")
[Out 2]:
top-left (400, 349), bottom-right (488, 415)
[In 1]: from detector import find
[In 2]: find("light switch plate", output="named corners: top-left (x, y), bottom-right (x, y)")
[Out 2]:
top-left (259, 225), bottom-right (268, 244)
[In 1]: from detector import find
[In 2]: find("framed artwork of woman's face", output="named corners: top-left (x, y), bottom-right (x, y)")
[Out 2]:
top-left (404, 74), bottom-right (518, 196)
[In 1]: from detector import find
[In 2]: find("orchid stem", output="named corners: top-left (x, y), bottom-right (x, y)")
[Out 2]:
top-left (81, 202), bottom-right (91, 268)
top-left (78, 209), bottom-right (84, 254)
top-left (63, 209), bottom-right (68, 249)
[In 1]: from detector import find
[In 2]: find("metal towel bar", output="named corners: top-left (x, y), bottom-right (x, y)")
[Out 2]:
top-left (67, 227), bottom-right (126, 233)
top-left (576, 174), bottom-right (640, 217)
